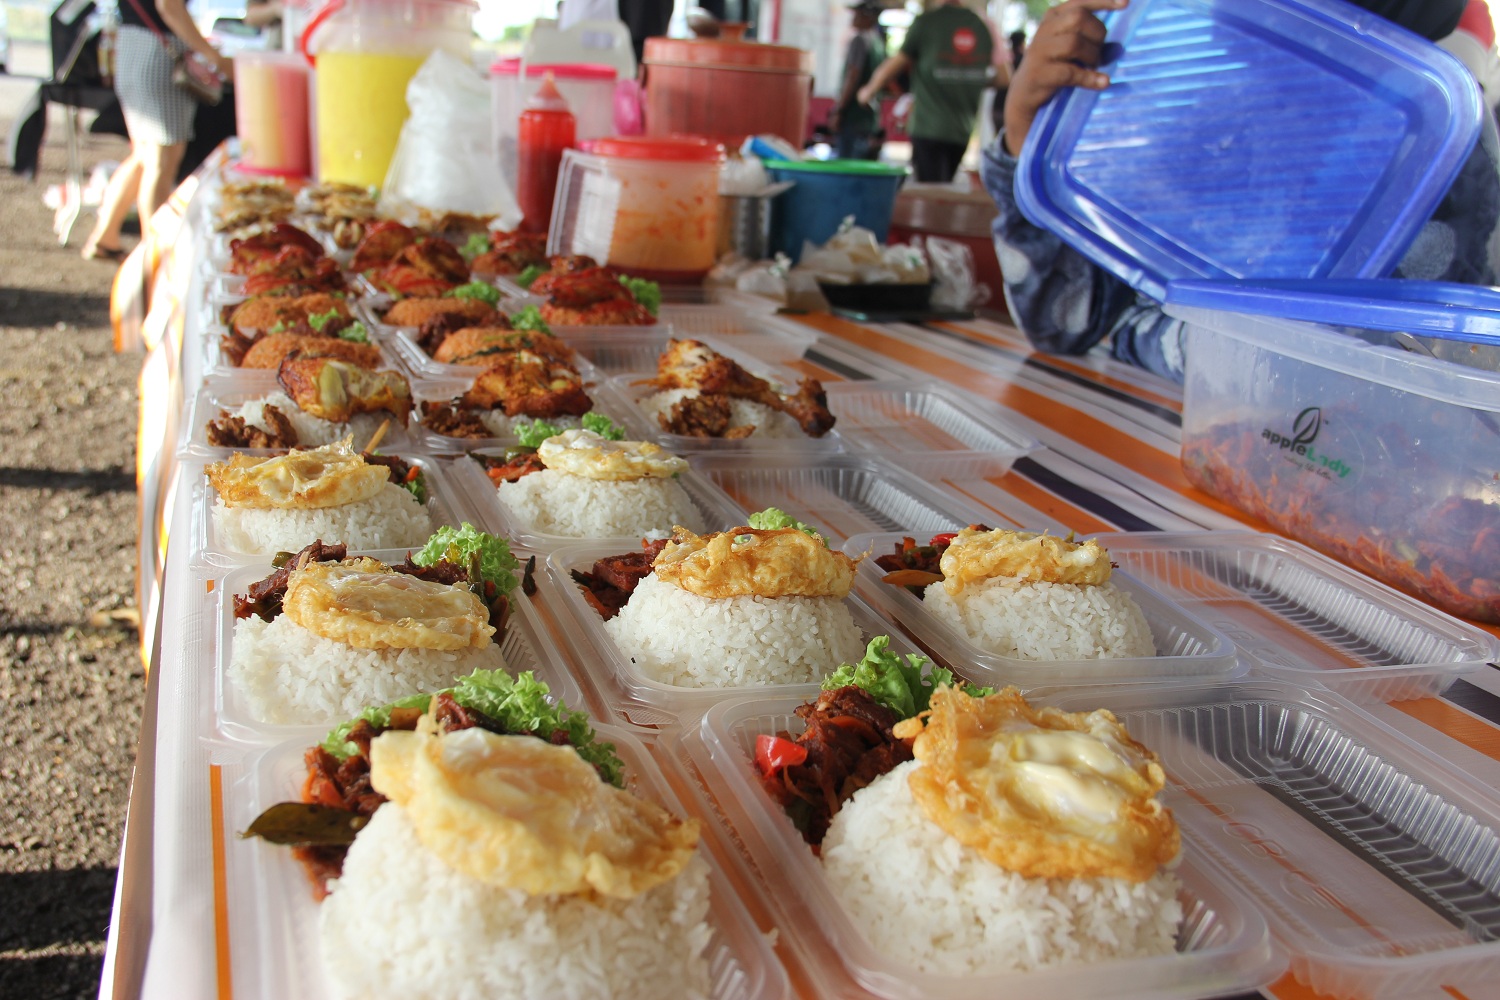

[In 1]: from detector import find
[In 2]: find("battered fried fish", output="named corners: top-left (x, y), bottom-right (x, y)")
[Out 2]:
top-left (240, 334), bottom-right (382, 370)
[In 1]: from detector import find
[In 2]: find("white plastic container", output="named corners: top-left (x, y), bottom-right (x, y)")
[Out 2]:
top-left (608, 370), bottom-right (845, 456)
top-left (407, 377), bottom-right (637, 456)
top-left (183, 378), bottom-right (423, 459)
top-left (677, 692), bottom-right (1280, 1000)
top-left (491, 59), bottom-right (618, 194)
top-left (211, 560), bottom-right (580, 746)
top-left (844, 530), bottom-right (1240, 690)
top-left (219, 724), bottom-right (789, 1000)
top-left (1093, 531), bottom-right (1499, 703)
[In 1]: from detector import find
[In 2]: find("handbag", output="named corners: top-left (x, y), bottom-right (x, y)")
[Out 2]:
top-left (122, 0), bottom-right (225, 105)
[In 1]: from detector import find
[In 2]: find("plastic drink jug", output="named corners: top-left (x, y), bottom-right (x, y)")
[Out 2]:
top-left (234, 51), bottom-right (312, 177)
top-left (299, 0), bottom-right (475, 188)
top-left (516, 73), bottom-right (576, 234)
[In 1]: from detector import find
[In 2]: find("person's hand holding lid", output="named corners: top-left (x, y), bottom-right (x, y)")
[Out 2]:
top-left (1003, 0), bottom-right (1126, 156)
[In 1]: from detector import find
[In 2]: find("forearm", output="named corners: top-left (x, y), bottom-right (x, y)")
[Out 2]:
top-left (861, 52), bottom-right (910, 100)
top-left (241, 0), bottom-right (283, 28)
top-left (156, 0), bottom-right (219, 61)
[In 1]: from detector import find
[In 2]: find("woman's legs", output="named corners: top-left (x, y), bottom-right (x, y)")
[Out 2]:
top-left (82, 147), bottom-right (143, 256)
top-left (136, 141), bottom-right (187, 234)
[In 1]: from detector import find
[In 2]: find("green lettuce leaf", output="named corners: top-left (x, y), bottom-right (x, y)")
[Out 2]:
top-left (514, 418), bottom-right (564, 449)
top-left (821, 636), bottom-right (994, 719)
top-left (516, 263), bottom-right (547, 289)
top-left (460, 232), bottom-right (491, 261)
top-left (338, 321), bottom-right (370, 343)
top-left (319, 669), bottom-right (624, 787)
top-left (307, 307), bottom-right (341, 333)
top-left (445, 281), bottom-right (501, 306)
top-left (747, 507), bottom-right (823, 544)
top-left (411, 523), bottom-right (519, 595)
top-left (400, 468), bottom-right (427, 504)
top-left (618, 275), bottom-right (661, 316)
top-left (581, 412), bottom-right (625, 440)
top-left (510, 304), bottom-right (551, 333)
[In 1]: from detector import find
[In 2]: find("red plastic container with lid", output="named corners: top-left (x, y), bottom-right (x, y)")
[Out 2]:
top-left (516, 73), bottom-right (577, 234)
top-left (551, 135), bottom-right (725, 283)
top-left (642, 34), bottom-right (812, 148)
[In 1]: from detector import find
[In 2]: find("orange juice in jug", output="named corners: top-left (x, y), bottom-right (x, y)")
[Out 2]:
top-left (315, 51), bottom-right (428, 187)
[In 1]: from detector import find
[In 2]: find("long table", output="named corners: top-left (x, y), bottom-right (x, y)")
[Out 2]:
top-left (101, 164), bottom-right (1500, 1000)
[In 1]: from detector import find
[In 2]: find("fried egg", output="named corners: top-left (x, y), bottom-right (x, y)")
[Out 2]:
top-left (653, 525), bottom-right (858, 599)
top-left (537, 429), bottom-right (689, 481)
top-left (283, 557), bottom-right (493, 651)
top-left (370, 716), bottom-right (700, 898)
top-left (205, 438), bottom-right (388, 510)
top-left (940, 527), bottom-right (1112, 595)
top-left (893, 687), bottom-right (1179, 882)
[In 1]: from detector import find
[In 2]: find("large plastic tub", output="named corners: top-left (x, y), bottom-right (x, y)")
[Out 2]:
top-left (219, 725), bottom-right (789, 1000)
top-left (765, 159), bottom-right (909, 262)
top-left (677, 692), bottom-right (1278, 1000)
top-left (642, 35), bottom-right (811, 148)
top-left (1165, 281), bottom-right (1500, 624)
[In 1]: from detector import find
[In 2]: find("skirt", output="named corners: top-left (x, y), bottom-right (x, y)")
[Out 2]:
top-left (115, 25), bottom-right (196, 146)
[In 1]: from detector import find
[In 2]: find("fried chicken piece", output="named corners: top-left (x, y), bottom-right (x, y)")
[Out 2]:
top-left (276, 357), bottom-right (414, 426)
top-left (392, 238), bottom-right (470, 285)
top-left (225, 293), bottom-right (351, 336)
top-left (434, 327), bottom-right (575, 367)
top-left (419, 211), bottom-right (495, 236)
top-left (414, 312), bottom-right (482, 357)
top-left (205, 404), bottom-right (300, 448)
top-left (529, 258), bottom-right (607, 296)
top-left (649, 343), bottom-right (783, 410)
top-left (534, 267), bottom-right (654, 326)
top-left (350, 220), bottom-right (417, 273)
top-left (658, 394), bottom-right (756, 439)
top-left (539, 298), bottom-right (656, 327)
top-left (470, 232), bottom-right (548, 278)
top-left (240, 334), bottom-right (383, 370)
top-left (781, 377), bottom-right (837, 438)
top-left (229, 224), bottom-right (324, 273)
top-left (380, 297), bottom-right (497, 329)
top-left (243, 253), bottom-right (347, 296)
top-left (460, 350), bottom-right (593, 419)
top-left (420, 399), bottom-right (492, 439)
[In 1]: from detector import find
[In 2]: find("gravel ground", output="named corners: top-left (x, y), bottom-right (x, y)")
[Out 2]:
top-left (0, 55), bottom-right (144, 999)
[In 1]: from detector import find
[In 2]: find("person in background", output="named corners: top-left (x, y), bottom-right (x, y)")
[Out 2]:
top-left (80, 0), bottom-right (231, 260)
top-left (1008, 29), bottom-right (1026, 70)
top-left (828, 1), bottom-right (887, 160)
top-left (981, 0), bottom-right (1500, 382)
top-left (857, 0), bottom-right (994, 182)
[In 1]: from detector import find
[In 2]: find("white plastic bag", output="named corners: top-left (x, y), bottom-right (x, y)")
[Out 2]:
top-left (926, 236), bottom-right (988, 311)
top-left (380, 51), bottom-right (522, 229)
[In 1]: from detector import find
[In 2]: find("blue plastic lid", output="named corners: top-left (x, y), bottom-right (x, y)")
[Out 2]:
top-left (1015, 0), bottom-right (1483, 301)
top-left (1165, 278), bottom-right (1500, 346)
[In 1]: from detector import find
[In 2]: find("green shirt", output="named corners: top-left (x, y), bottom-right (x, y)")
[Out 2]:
top-left (900, 4), bottom-right (994, 144)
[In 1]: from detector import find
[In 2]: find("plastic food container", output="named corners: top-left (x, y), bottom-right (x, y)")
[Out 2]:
top-left (452, 454), bottom-right (744, 553)
top-left (182, 379), bottom-right (422, 458)
top-left (407, 378), bottom-right (635, 456)
top-left (821, 380), bottom-right (1040, 479)
top-left (608, 370), bottom-right (844, 457)
top-left (380, 323), bottom-right (594, 382)
top-left (546, 541), bottom-right (925, 721)
top-left (549, 138), bottom-right (725, 283)
top-left (211, 562), bottom-right (579, 745)
top-left (1015, 0), bottom-right (1483, 299)
top-left (844, 531), bottom-right (1239, 689)
top-left (513, 307), bottom-right (817, 374)
top-left (764, 159), bottom-right (909, 262)
top-left (1095, 530), bottom-right (1499, 703)
top-left (491, 59), bottom-right (618, 193)
top-left (191, 453), bottom-right (466, 569)
top-left (641, 35), bottom-right (812, 148)
top-left (677, 693), bottom-right (1278, 1000)
top-left (218, 724), bottom-right (789, 1000)
top-left (679, 454), bottom-right (991, 545)
top-left (1164, 279), bottom-right (1500, 625)
top-left (1042, 679), bottom-right (1500, 1000)
top-left (233, 51), bottom-right (313, 178)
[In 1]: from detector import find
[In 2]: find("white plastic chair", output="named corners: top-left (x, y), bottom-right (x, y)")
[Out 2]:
top-left (522, 17), bottom-right (636, 79)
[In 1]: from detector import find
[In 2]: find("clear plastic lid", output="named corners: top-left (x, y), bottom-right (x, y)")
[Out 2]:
top-left (608, 370), bottom-right (845, 456)
top-left (1015, 0), bottom-right (1483, 300)
top-left (181, 378), bottom-right (424, 459)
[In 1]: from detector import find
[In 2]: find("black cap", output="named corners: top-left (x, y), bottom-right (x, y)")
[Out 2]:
top-left (848, 0), bottom-right (882, 14)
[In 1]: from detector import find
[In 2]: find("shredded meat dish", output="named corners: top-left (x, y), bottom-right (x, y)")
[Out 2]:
top-left (205, 404), bottom-right (300, 448)
top-left (568, 539), bottom-right (669, 619)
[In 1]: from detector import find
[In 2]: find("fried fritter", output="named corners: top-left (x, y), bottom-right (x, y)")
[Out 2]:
top-left (538, 429), bottom-right (688, 481)
top-left (894, 687), bottom-right (1179, 882)
top-left (276, 357), bottom-right (413, 426)
top-left (240, 334), bottom-right (382, 370)
top-left (284, 557), bottom-right (494, 650)
top-left (653, 525), bottom-right (858, 599)
top-left (226, 293), bottom-right (350, 335)
top-left (469, 231), bottom-right (548, 277)
top-left (350, 220), bottom-right (417, 273)
top-left (460, 350), bottom-right (592, 419)
top-left (939, 528), bottom-right (1112, 595)
top-left (433, 327), bottom-right (575, 367)
top-left (370, 719), bottom-right (699, 897)
top-left (380, 297), bottom-right (497, 329)
top-left (206, 438), bottom-right (389, 509)
top-left (539, 297), bottom-right (656, 327)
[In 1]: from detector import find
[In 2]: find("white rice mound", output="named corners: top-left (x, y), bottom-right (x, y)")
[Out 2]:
top-left (821, 760), bottom-right (1183, 976)
top-left (496, 469), bottom-right (702, 538)
top-left (227, 615), bottom-right (497, 726)
top-left (230, 391), bottom-right (388, 447)
top-left (605, 574), bottom-right (866, 688)
top-left (319, 803), bottom-right (714, 1000)
top-left (212, 482), bottom-right (433, 555)
top-left (924, 577), bottom-right (1155, 661)
top-left (640, 388), bottom-right (803, 439)
top-left (477, 410), bottom-right (583, 439)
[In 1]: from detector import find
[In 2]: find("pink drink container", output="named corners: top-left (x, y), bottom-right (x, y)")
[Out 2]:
top-left (234, 51), bottom-right (312, 177)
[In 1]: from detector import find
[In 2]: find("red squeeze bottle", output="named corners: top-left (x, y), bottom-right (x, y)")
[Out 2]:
top-left (516, 73), bottom-right (576, 235)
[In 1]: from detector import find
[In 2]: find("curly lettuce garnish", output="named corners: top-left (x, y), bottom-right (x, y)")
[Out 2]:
top-left (618, 275), bottom-right (661, 316)
top-left (319, 669), bottom-right (624, 786)
top-left (412, 523), bottom-right (519, 596)
top-left (460, 232), bottom-right (491, 261)
top-left (822, 636), bottom-right (993, 719)
top-left (748, 507), bottom-right (823, 544)
top-left (517, 263), bottom-right (547, 289)
top-left (581, 412), bottom-right (625, 440)
top-left (510, 304), bottom-right (551, 333)
top-left (307, 308), bottom-right (340, 333)
top-left (445, 281), bottom-right (501, 306)
top-left (514, 418), bottom-right (564, 449)
top-left (338, 321), bottom-right (370, 343)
